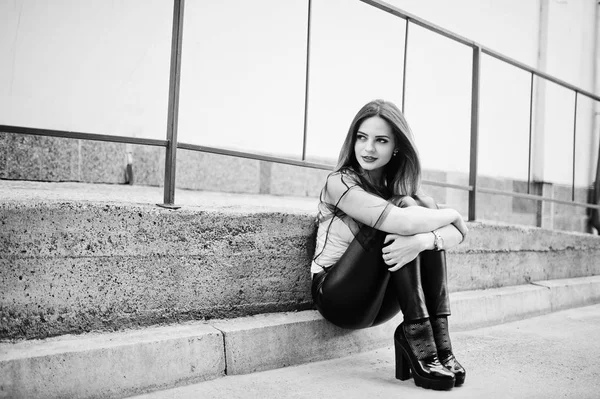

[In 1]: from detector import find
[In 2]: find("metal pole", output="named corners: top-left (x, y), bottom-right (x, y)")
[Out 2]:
top-left (160, 0), bottom-right (185, 208)
top-left (401, 20), bottom-right (409, 114)
top-left (301, 0), bottom-right (312, 161)
top-left (527, 72), bottom-right (534, 194)
top-left (572, 91), bottom-right (578, 201)
top-left (468, 46), bottom-right (481, 221)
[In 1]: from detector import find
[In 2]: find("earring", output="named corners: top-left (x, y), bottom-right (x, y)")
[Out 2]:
top-left (393, 149), bottom-right (398, 156)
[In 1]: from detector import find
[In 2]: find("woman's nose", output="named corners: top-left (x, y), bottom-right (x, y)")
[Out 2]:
top-left (365, 139), bottom-right (375, 152)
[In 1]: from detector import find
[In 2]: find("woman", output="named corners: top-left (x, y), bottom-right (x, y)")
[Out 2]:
top-left (311, 99), bottom-right (468, 391)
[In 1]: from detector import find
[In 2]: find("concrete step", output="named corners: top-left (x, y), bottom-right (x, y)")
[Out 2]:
top-left (125, 304), bottom-right (600, 399)
top-left (2, 275), bottom-right (600, 399)
top-left (2, 180), bottom-right (600, 341)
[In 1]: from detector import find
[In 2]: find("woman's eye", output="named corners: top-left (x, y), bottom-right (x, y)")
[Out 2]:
top-left (357, 135), bottom-right (366, 141)
top-left (377, 139), bottom-right (389, 143)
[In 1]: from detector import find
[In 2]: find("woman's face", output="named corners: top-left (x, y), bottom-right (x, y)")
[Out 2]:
top-left (354, 116), bottom-right (396, 174)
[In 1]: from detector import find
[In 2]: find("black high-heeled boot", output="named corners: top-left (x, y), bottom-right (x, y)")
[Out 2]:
top-left (394, 321), bottom-right (456, 390)
top-left (431, 316), bottom-right (466, 386)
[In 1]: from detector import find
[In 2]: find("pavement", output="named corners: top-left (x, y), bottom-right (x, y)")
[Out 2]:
top-left (128, 304), bottom-right (600, 399)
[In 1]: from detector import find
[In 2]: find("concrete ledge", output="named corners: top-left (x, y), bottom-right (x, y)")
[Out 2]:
top-left (212, 311), bottom-right (402, 375)
top-left (535, 275), bottom-right (600, 312)
top-left (219, 275), bottom-right (600, 375)
top-left (2, 275), bottom-right (599, 398)
top-left (0, 324), bottom-right (225, 399)
top-left (450, 284), bottom-right (551, 331)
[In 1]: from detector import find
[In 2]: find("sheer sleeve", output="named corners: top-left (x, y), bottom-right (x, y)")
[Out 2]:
top-left (323, 171), bottom-right (393, 230)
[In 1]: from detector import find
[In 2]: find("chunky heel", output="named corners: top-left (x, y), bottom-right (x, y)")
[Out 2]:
top-left (394, 339), bottom-right (411, 380)
top-left (393, 323), bottom-right (455, 391)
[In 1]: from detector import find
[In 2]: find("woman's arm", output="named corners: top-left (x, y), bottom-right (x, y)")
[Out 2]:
top-left (325, 173), bottom-right (464, 236)
top-left (382, 224), bottom-right (464, 272)
top-left (377, 206), bottom-right (462, 236)
top-left (381, 195), bottom-right (466, 271)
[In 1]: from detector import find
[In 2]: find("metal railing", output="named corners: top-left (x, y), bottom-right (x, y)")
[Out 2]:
top-left (361, 0), bottom-right (600, 219)
top-left (1, 0), bottom-right (600, 220)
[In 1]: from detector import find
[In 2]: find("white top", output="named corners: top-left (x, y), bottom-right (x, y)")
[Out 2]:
top-left (311, 169), bottom-right (394, 274)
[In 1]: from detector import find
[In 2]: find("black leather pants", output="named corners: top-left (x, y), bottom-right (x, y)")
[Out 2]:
top-left (312, 225), bottom-right (451, 330)
top-left (391, 249), bottom-right (451, 320)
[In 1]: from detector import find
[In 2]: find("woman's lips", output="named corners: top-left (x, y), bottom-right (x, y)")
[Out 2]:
top-left (362, 156), bottom-right (377, 163)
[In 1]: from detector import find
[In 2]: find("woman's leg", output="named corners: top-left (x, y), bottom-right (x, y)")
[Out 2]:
top-left (389, 257), bottom-right (428, 321)
top-left (419, 250), bottom-right (451, 317)
top-left (409, 194), bottom-right (451, 317)
top-left (416, 215), bottom-right (465, 385)
top-left (312, 225), bottom-right (400, 329)
top-left (391, 257), bottom-right (456, 390)
top-left (389, 196), bottom-right (456, 390)
top-left (385, 195), bottom-right (434, 321)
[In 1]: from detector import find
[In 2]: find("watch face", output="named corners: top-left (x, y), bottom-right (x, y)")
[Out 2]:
top-left (434, 231), bottom-right (443, 251)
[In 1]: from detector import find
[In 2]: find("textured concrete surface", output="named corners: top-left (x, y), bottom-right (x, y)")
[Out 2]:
top-left (450, 284), bottom-right (552, 330)
top-left (536, 276), bottom-right (600, 312)
top-left (127, 304), bottom-right (600, 399)
top-left (0, 323), bottom-right (224, 399)
top-left (0, 134), bottom-right (80, 182)
top-left (0, 181), bottom-right (319, 340)
top-left (0, 189), bottom-right (317, 340)
top-left (212, 311), bottom-right (402, 376)
top-left (2, 276), bottom-right (599, 399)
top-left (176, 149), bottom-right (262, 194)
top-left (1, 180), bottom-right (600, 340)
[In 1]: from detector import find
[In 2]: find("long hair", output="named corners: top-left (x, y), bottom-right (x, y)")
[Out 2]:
top-left (336, 99), bottom-right (421, 198)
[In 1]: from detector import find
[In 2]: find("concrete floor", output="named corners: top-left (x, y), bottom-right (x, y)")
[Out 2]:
top-left (129, 304), bottom-right (600, 399)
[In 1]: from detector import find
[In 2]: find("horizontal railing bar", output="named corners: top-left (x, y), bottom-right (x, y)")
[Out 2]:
top-left (359, 0), bottom-right (600, 103)
top-left (481, 49), bottom-right (600, 102)
top-left (479, 187), bottom-right (600, 210)
top-left (0, 125), bottom-right (168, 147)
top-left (359, 0), bottom-right (475, 47)
top-left (177, 142), bottom-right (335, 170)
top-left (420, 182), bottom-right (600, 210)
top-left (422, 180), bottom-right (472, 191)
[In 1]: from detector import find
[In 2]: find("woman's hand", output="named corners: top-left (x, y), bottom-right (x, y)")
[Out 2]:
top-left (451, 211), bottom-right (468, 241)
top-left (419, 197), bottom-right (468, 241)
top-left (404, 195), bottom-right (468, 241)
top-left (382, 233), bottom-right (426, 272)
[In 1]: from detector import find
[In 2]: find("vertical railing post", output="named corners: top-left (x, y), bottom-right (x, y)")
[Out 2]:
top-left (161, 0), bottom-right (185, 208)
top-left (571, 91), bottom-right (578, 201)
top-left (401, 20), bottom-right (409, 114)
top-left (527, 72), bottom-right (534, 194)
top-left (468, 46), bottom-right (481, 221)
top-left (301, 0), bottom-right (312, 161)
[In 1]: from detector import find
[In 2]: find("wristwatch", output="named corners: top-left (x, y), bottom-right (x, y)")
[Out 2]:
top-left (432, 230), bottom-right (444, 251)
